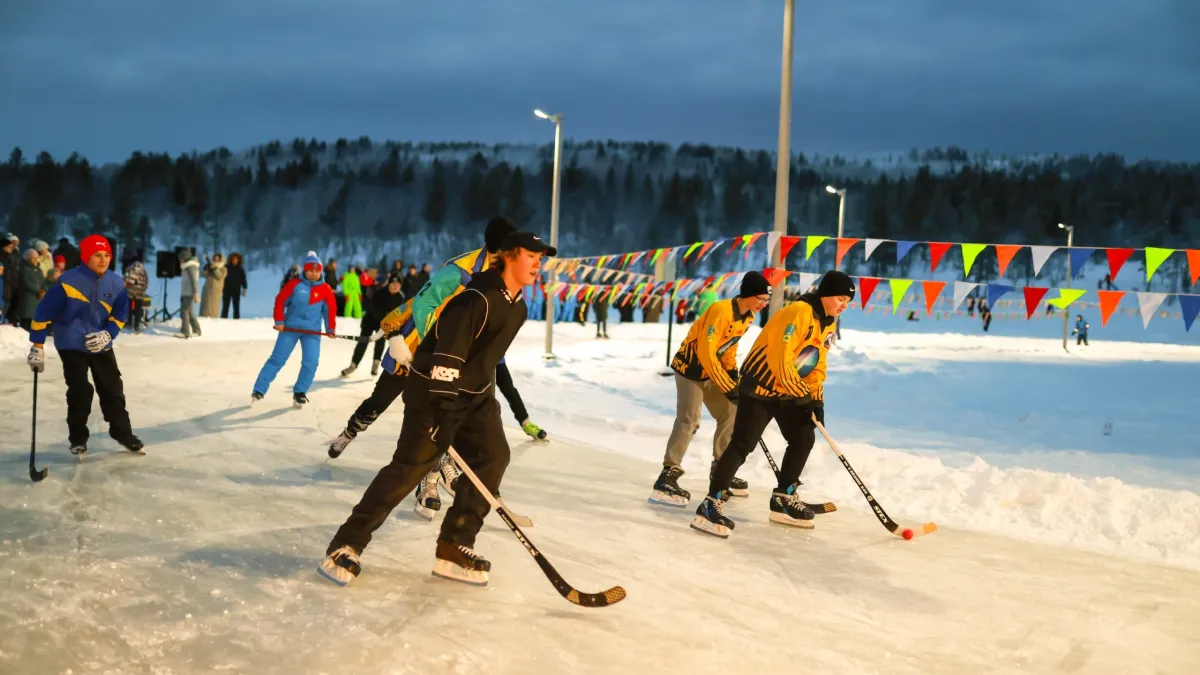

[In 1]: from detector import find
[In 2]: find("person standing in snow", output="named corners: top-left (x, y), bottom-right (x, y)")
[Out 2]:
top-left (318, 231), bottom-right (555, 588)
top-left (1073, 314), bottom-right (1090, 346)
top-left (199, 253), bottom-right (227, 318)
top-left (221, 252), bottom-right (248, 319)
top-left (26, 234), bottom-right (144, 457)
top-left (650, 271), bottom-right (771, 508)
top-left (692, 270), bottom-right (854, 538)
top-left (341, 265), bottom-right (363, 318)
top-left (178, 249), bottom-right (202, 338)
top-left (123, 259), bottom-right (149, 334)
top-left (340, 270), bottom-right (406, 378)
top-left (251, 252), bottom-right (337, 408)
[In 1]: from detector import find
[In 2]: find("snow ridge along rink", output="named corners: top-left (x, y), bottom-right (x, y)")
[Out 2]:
top-left (1, 317), bottom-right (1198, 674)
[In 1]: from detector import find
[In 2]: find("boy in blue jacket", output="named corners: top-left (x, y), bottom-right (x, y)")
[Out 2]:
top-left (26, 234), bottom-right (143, 457)
top-left (252, 251), bottom-right (337, 407)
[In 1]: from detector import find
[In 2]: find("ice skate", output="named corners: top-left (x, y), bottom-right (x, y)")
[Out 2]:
top-left (769, 483), bottom-right (816, 529)
top-left (370, 359), bottom-right (381, 376)
top-left (431, 540), bottom-right (490, 586)
top-left (317, 545), bottom-right (362, 586)
top-left (70, 444), bottom-right (87, 460)
top-left (648, 465), bottom-right (691, 507)
top-left (413, 471), bottom-right (442, 521)
top-left (339, 363), bottom-right (357, 378)
top-left (293, 393), bottom-right (308, 409)
top-left (711, 461), bottom-right (749, 498)
top-left (521, 419), bottom-right (548, 441)
top-left (113, 434), bottom-right (145, 454)
top-left (327, 430), bottom-right (354, 459)
top-left (250, 391), bottom-right (264, 404)
top-left (690, 492), bottom-right (735, 538)
top-left (437, 453), bottom-right (461, 497)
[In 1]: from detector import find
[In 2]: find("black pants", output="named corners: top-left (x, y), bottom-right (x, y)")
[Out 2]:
top-left (221, 293), bottom-right (241, 319)
top-left (494, 361), bottom-right (528, 424)
top-left (60, 349), bottom-right (134, 447)
top-left (708, 394), bottom-right (815, 496)
top-left (1077, 333), bottom-right (1088, 346)
top-left (350, 317), bottom-right (384, 365)
top-left (328, 383), bottom-right (510, 554)
top-left (130, 297), bottom-right (146, 332)
top-left (345, 370), bottom-right (406, 437)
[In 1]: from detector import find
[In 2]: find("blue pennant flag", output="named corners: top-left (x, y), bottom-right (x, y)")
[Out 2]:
top-left (987, 283), bottom-right (1012, 309)
top-left (896, 241), bottom-right (917, 263)
top-left (1068, 247), bottom-right (1094, 280)
top-left (1180, 295), bottom-right (1200, 332)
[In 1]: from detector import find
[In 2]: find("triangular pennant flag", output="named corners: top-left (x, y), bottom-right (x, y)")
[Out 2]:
top-left (987, 283), bottom-right (1012, 309)
top-left (742, 232), bottom-right (766, 260)
top-left (835, 238), bottom-right (860, 268)
top-left (1096, 290), bottom-right (1125, 326)
top-left (928, 242), bottom-right (952, 273)
top-left (1046, 288), bottom-right (1086, 309)
top-left (863, 238), bottom-right (884, 261)
top-left (797, 272), bottom-right (819, 292)
top-left (858, 277), bottom-right (881, 309)
top-left (888, 279), bottom-right (914, 312)
top-left (779, 236), bottom-right (801, 260)
top-left (1067, 248), bottom-right (1093, 280)
top-left (952, 281), bottom-right (977, 309)
top-left (1029, 245), bottom-right (1057, 277)
top-left (650, 248), bottom-right (665, 265)
top-left (896, 241), bottom-right (916, 263)
top-left (806, 235), bottom-right (828, 259)
top-left (1179, 295), bottom-right (1200, 332)
top-left (766, 232), bottom-right (781, 262)
top-left (995, 245), bottom-right (1021, 277)
top-left (696, 241), bottom-right (717, 261)
top-left (921, 280), bottom-right (946, 315)
top-left (1144, 247), bottom-right (1174, 282)
top-left (762, 267), bottom-right (789, 287)
top-left (1185, 249), bottom-right (1200, 286)
top-left (1136, 292), bottom-right (1168, 329)
top-left (1022, 286), bottom-right (1049, 319)
top-left (683, 242), bottom-right (703, 261)
top-left (960, 243), bottom-right (987, 277)
top-left (1106, 248), bottom-right (1134, 280)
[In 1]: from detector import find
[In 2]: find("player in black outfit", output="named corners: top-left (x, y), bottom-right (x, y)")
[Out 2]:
top-left (318, 231), bottom-right (557, 588)
top-left (340, 271), bottom-right (406, 378)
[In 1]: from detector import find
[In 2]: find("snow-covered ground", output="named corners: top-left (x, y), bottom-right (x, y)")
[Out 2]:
top-left (1, 311), bottom-right (1199, 674)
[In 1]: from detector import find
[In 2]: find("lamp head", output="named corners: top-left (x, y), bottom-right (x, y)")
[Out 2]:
top-left (534, 109), bottom-right (550, 120)
top-left (825, 185), bottom-right (837, 194)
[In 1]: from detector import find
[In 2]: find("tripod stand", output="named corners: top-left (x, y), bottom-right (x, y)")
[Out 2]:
top-left (150, 276), bottom-right (174, 323)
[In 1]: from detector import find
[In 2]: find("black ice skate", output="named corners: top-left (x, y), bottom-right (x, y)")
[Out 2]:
top-left (711, 460), bottom-right (749, 498)
top-left (432, 540), bottom-right (490, 586)
top-left (113, 434), bottom-right (145, 454)
top-left (327, 429), bottom-right (355, 459)
top-left (293, 393), bottom-right (309, 409)
top-left (690, 491), bottom-right (735, 538)
top-left (250, 391), bottom-right (264, 404)
top-left (70, 444), bottom-right (87, 460)
top-left (339, 363), bottom-right (357, 378)
top-left (648, 465), bottom-right (691, 507)
top-left (317, 545), bottom-right (362, 586)
top-left (413, 471), bottom-right (442, 521)
top-left (769, 483), bottom-right (816, 529)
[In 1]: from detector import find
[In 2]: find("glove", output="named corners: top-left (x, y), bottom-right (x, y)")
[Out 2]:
top-left (388, 334), bottom-right (413, 366)
top-left (84, 331), bottom-right (112, 353)
top-left (810, 402), bottom-right (825, 427)
top-left (724, 386), bottom-right (739, 403)
top-left (27, 345), bottom-right (44, 373)
top-left (370, 329), bottom-right (385, 343)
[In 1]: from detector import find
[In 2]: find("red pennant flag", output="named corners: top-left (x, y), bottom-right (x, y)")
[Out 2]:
top-left (1022, 286), bottom-right (1049, 319)
top-left (1096, 290), bottom-right (1125, 326)
top-left (778, 236), bottom-right (801, 261)
top-left (762, 267), bottom-right (789, 287)
top-left (995, 245), bottom-right (1021, 277)
top-left (928, 242), bottom-right (952, 272)
top-left (921, 280), bottom-right (946, 315)
top-left (858, 277), bottom-right (881, 309)
top-left (1106, 248), bottom-right (1134, 280)
top-left (835, 238), bottom-right (860, 268)
top-left (1188, 249), bottom-right (1200, 285)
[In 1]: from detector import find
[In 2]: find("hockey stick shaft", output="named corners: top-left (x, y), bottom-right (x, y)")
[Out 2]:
top-left (279, 327), bottom-right (378, 342)
top-left (443, 445), bottom-right (626, 607)
top-left (30, 371), bottom-right (47, 482)
top-left (811, 416), bottom-right (936, 539)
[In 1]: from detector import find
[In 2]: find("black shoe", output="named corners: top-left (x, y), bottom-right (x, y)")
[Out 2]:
top-left (293, 393), bottom-right (309, 408)
top-left (111, 433), bottom-right (145, 453)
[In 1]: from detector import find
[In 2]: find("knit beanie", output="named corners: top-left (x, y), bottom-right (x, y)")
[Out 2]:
top-left (303, 250), bottom-right (323, 275)
top-left (816, 270), bottom-right (856, 301)
top-left (79, 234), bottom-right (112, 263)
top-left (484, 217), bottom-right (517, 253)
top-left (739, 270), bottom-right (771, 298)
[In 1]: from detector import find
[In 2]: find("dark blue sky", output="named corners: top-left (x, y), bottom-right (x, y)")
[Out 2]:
top-left (2, 0), bottom-right (1197, 165)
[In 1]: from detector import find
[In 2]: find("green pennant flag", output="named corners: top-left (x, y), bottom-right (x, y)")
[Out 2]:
top-left (597, 255), bottom-right (609, 268)
top-left (1144, 247), bottom-right (1174, 281)
top-left (1046, 288), bottom-right (1086, 309)
top-left (961, 243), bottom-right (987, 277)
top-left (684, 241), bottom-right (703, 261)
top-left (650, 248), bottom-right (664, 264)
top-left (889, 279), bottom-right (913, 311)
top-left (806, 236), bottom-right (828, 259)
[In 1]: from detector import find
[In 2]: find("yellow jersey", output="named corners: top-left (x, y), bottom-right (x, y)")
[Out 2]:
top-left (739, 296), bottom-right (835, 403)
top-left (670, 298), bottom-right (754, 393)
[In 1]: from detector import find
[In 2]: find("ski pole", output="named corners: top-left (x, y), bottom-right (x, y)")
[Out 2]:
top-left (30, 371), bottom-right (47, 482)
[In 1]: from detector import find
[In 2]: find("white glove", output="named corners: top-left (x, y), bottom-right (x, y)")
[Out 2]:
top-left (27, 345), bottom-right (44, 373)
top-left (84, 331), bottom-right (112, 353)
top-left (370, 329), bottom-right (385, 342)
top-left (388, 334), bottom-right (412, 366)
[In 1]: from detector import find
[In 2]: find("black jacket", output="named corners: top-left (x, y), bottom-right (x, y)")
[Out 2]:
top-left (224, 263), bottom-right (248, 295)
top-left (367, 286), bottom-right (406, 322)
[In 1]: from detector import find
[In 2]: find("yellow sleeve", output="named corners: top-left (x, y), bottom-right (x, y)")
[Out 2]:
top-left (771, 305), bottom-right (812, 398)
top-left (696, 302), bottom-right (736, 393)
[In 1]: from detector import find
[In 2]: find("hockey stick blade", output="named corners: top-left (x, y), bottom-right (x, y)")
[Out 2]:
top-left (758, 439), bottom-right (836, 513)
top-left (445, 447), bottom-right (626, 607)
top-left (812, 418), bottom-right (936, 540)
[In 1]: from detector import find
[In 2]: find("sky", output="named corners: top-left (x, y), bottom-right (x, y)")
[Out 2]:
top-left (1, 0), bottom-right (1198, 166)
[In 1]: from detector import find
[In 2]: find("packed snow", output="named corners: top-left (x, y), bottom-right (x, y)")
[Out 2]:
top-left (1, 301), bottom-right (1198, 674)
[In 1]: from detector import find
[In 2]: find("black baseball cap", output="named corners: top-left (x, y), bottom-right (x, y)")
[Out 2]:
top-left (500, 231), bottom-right (557, 257)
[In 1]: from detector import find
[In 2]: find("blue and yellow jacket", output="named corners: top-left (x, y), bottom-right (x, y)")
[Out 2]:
top-left (379, 248), bottom-right (492, 375)
top-left (30, 266), bottom-right (129, 352)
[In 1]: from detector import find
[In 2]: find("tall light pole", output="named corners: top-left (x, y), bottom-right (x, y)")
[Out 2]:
top-left (825, 185), bottom-right (847, 239)
top-left (1058, 222), bottom-right (1074, 352)
top-left (768, 0), bottom-right (796, 319)
top-left (535, 108), bottom-right (563, 359)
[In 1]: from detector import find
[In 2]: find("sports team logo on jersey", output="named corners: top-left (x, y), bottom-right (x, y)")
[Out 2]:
top-left (795, 345), bottom-right (821, 377)
top-left (783, 325), bottom-right (795, 342)
top-left (430, 366), bottom-right (460, 382)
top-left (823, 332), bottom-right (836, 350)
top-left (715, 335), bottom-right (740, 357)
top-left (706, 325), bottom-right (716, 342)
top-left (804, 325), bottom-right (814, 341)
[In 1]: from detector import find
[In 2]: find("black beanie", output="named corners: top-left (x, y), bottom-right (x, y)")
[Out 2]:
top-left (739, 270), bottom-right (771, 298)
top-left (816, 270), bottom-right (856, 300)
top-left (484, 217), bottom-right (517, 253)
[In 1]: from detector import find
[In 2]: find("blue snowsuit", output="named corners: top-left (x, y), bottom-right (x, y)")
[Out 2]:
top-left (253, 254), bottom-right (337, 396)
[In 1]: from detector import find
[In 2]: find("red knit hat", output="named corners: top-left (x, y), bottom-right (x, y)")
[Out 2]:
top-left (80, 234), bottom-right (112, 263)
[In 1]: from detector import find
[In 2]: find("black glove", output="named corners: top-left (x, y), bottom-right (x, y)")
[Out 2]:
top-left (810, 401), bottom-right (825, 427)
top-left (430, 394), bottom-right (470, 452)
top-left (724, 387), bottom-right (739, 403)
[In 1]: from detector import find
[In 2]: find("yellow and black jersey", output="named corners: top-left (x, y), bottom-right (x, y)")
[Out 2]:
top-left (739, 295), bottom-right (835, 402)
top-left (670, 298), bottom-right (754, 393)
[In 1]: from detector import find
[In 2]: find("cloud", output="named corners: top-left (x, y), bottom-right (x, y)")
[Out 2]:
top-left (1, 0), bottom-right (1196, 164)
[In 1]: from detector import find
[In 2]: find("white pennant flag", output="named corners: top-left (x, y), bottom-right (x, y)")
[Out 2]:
top-left (797, 272), bottom-right (820, 292)
top-left (952, 281), bottom-right (978, 309)
top-left (1029, 245), bottom-right (1058, 277)
top-left (766, 232), bottom-right (782, 262)
top-left (1136, 292), bottom-right (1168, 328)
top-left (863, 238), bottom-right (885, 261)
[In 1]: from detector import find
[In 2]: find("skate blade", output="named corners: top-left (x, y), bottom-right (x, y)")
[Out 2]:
top-left (727, 487), bottom-right (749, 498)
top-left (768, 511), bottom-right (815, 529)
top-left (431, 560), bottom-right (488, 586)
top-left (437, 477), bottom-right (456, 499)
top-left (414, 503), bottom-right (437, 521)
top-left (648, 491), bottom-right (689, 508)
top-left (316, 560), bottom-right (356, 587)
top-left (689, 516), bottom-right (731, 538)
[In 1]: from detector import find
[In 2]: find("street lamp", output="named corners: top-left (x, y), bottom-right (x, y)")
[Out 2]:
top-left (825, 185), bottom-right (847, 239)
top-left (534, 108), bottom-right (563, 359)
top-left (1058, 222), bottom-right (1074, 351)
top-left (768, 0), bottom-right (796, 318)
